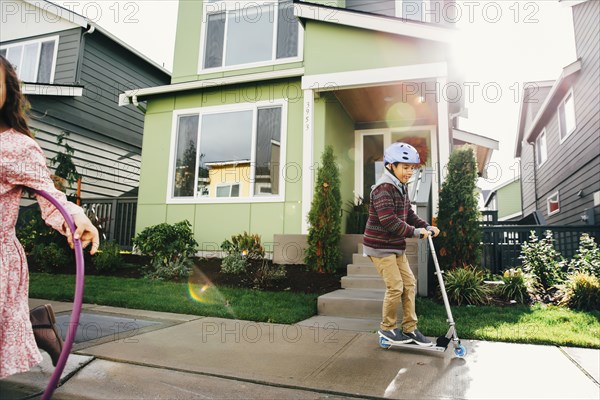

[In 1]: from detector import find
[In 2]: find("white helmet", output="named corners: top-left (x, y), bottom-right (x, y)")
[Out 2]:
top-left (384, 142), bottom-right (421, 165)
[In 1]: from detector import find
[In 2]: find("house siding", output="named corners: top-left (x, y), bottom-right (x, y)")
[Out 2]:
top-left (496, 180), bottom-right (522, 220)
top-left (519, 1), bottom-right (600, 225)
top-left (27, 30), bottom-right (170, 198)
top-left (303, 20), bottom-right (448, 76)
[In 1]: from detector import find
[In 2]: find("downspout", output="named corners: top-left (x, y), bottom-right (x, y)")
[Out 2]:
top-left (529, 142), bottom-right (539, 211)
top-left (75, 24), bottom-right (95, 84)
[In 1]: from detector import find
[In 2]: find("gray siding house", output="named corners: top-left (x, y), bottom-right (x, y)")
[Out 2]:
top-left (515, 0), bottom-right (599, 226)
top-left (1, 0), bottom-right (171, 199)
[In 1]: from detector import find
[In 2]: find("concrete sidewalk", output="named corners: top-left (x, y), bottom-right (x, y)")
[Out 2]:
top-left (1, 299), bottom-right (598, 400)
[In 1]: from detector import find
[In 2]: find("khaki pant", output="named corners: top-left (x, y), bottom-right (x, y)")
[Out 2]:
top-left (370, 254), bottom-right (418, 332)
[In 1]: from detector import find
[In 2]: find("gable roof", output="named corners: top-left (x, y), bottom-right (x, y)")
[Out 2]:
top-left (21, 0), bottom-right (170, 76)
top-left (514, 59), bottom-right (581, 157)
top-left (293, 0), bottom-right (455, 43)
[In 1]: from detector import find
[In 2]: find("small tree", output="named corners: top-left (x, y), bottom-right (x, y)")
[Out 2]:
top-left (305, 146), bottom-right (341, 273)
top-left (436, 147), bottom-right (482, 269)
top-left (50, 132), bottom-right (80, 197)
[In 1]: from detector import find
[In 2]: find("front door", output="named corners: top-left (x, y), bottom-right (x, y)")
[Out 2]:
top-left (355, 127), bottom-right (435, 201)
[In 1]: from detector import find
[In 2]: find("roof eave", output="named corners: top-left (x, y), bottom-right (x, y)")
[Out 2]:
top-left (523, 59), bottom-right (582, 145)
top-left (293, 0), bottom-right (455, 44)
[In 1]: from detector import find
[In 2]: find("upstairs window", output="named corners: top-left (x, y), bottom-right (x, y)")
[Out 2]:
top-left (201, 0), bottom-right (300, 71)
top-left (558, 90), bottom-right (576, 142)
top-left (535, 129), bottom-right (547, 167)
top-left (0, 37), bottom-right (58, 84)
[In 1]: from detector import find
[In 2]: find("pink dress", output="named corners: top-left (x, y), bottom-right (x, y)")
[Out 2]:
top-left (0, 128), bottom-right (82, 378)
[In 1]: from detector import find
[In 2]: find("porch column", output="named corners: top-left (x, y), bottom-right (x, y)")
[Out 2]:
top-left (435, 76), bottom-right (451, 218)
top-left (301, 89), bottom-right (315, 234)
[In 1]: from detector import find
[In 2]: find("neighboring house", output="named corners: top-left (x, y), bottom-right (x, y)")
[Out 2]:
top-left (119, 0), bottom-right (498, 262)
top-left (1, 0), bottom-right (171, 199)
top-left (515, 0), bottom-right (600, 226)
top-left (483, 178), bottom-right (523, 222)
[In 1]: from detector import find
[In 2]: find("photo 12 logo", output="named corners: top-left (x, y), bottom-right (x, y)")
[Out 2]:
top-left (1, 1), bottom-right (140, 24)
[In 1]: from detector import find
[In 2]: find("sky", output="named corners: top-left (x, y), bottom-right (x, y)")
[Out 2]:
top-left (49, 0), bottom-right (578, 190)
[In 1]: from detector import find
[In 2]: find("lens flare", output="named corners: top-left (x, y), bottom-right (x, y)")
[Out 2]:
top-left (187, 266), bottom-right (229, 309)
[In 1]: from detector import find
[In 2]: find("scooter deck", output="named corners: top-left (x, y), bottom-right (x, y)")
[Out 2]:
top-left (381, 341), bottom-right (447, 352)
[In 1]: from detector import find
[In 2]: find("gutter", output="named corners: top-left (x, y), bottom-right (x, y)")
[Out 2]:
top-left (119, 67), bottom-right (305, 107)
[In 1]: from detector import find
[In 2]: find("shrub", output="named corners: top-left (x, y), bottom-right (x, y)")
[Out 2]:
top-left (497, 268), bottom-right (531, 304)
top-left (520, 231), bottom-right (566, 301)
top-left (569, 233), bottom-right (599, 279)
top-left (558, 272), bottom-right (600, 312)
top-left (220, 232), bottom-right (265, 275)
top-left (442, 266), bottom-right (490, 306)
top-left (29, 242), bottom-right (70, 272)
top-left (435, 148), bottom-right (482, 269)
top-left (220, 232), bottom-right (264, 261)
top-left (220, 253), bottom-right (249, 275)
top-left (132, 220), bottom-right (198, 280)
top-left (305, 146), bottom-right (342, 273)
top-left (252, 260), bottom-right (287, 290)
top-left (93, 240), bottom-right (123, 273)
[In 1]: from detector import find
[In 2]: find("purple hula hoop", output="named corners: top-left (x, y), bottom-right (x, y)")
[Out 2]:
top-left (33, 190), bottom-right (85, 400)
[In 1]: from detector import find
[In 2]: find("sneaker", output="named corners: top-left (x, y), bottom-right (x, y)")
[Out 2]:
top-left (403, 329), bottom-right (433, 346)
top-left (378, 329), bottom-right (412, 344)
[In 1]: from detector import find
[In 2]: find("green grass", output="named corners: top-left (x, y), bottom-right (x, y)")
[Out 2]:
top-left (29, 273), bottom-right (317, 324)
top-left (29, 274), bottom-right (600, 348)
top-left (415, 297), bottom-right (600, 349)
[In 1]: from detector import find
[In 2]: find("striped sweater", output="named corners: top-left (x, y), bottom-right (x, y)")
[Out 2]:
top-left (363, 169), bottom-right (429, 256)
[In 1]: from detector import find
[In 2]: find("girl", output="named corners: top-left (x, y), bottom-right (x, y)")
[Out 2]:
top-left (0, 55), bottom-right (99, 378)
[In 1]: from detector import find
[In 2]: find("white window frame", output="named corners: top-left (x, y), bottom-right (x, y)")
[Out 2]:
top-left (535, 129), bottom-right (548, 168)
top-left (0, 36), bottom-right (59, 84)
top-left (198, 0), bottom-right (304, 74)
top-left (547, 191), bottom-right (560, 216)
top-left (167, 99), bottom-right (288, 204)
top-left (395, 0), bottom-right (434, 23)
top-left (558, 89), bottom-right (576, 143)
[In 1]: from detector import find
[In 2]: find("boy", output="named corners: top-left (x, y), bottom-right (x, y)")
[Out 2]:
top-left (363, 142), bottom-right (439, 346)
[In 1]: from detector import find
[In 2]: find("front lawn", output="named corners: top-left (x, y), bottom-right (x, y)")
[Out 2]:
top-left (29, 273), bottom-right (600, 348)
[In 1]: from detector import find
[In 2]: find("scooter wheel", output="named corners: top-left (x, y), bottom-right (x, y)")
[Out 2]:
top-left (454, 344), bottom-right (466, 357)
top-left (379, 337), bottom-right (392, 349)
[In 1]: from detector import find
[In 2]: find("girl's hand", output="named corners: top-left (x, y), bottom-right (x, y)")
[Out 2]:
top-left (65, 214), bottom-right (100, 255)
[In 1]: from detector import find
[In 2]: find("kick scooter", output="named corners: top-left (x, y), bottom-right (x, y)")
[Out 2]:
top-left (378, 234), bottom-right (467, 358)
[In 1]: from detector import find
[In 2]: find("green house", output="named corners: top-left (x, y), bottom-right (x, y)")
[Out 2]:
top-left (120, 0), bottom-right (496, 268)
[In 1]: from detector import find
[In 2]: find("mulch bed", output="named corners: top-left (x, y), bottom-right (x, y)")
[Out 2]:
top-left (29, 254), bottom-right (343, 295)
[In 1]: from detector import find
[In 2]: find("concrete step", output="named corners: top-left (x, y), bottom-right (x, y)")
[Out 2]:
top-left (352, 253), bottom-right (373, 265)
top-left (341, 275), bottom-right (385, 290)
top-left (347, 264), bottom-right (379, 276)
top-left (317, 289), bottom-right (403, 319)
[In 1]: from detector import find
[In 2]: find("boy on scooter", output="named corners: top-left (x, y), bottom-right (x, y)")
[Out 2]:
top-left (363, 142), bottom-right (439, 346)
